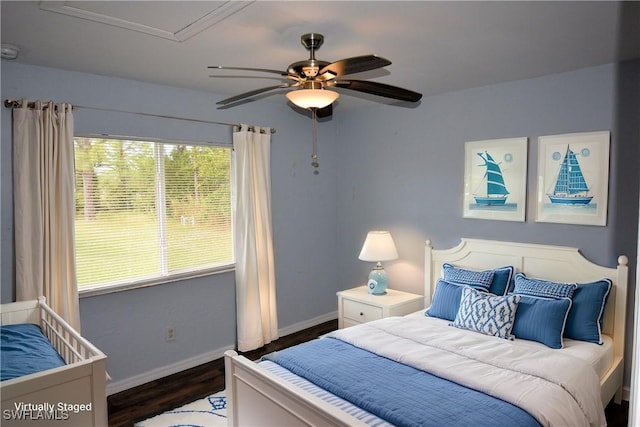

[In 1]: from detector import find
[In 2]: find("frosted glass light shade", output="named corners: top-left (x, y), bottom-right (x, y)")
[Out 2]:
top-left (286, 88), bottom-right (339, 109)
top-left (358, 231), bottom-right (398, 262)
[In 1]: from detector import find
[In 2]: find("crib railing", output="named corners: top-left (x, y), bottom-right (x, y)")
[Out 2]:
top-left (37, 296), bottom-right (105, 364)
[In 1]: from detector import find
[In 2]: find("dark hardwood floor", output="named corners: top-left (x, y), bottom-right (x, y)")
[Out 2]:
top-left (107, 319), bottom-right (339, 426)
top-left (607, 400), bottom-right (630, 427)
top-left (108, 318), bottom-right (629, 426)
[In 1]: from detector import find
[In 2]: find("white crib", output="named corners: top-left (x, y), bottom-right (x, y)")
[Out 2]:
top-left (1, 297), bottom-right (107, 427)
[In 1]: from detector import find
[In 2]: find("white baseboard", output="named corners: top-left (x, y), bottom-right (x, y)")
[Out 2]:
top-left (623, 385), bottom-right (630, 402)
top-left (107, 344), bottom-right (235, 395)
top-left (107, 311), bottom-right (338, 396)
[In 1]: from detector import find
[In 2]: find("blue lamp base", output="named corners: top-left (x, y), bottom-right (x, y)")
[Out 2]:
top-left (367, 265), bottom-right (388, 295)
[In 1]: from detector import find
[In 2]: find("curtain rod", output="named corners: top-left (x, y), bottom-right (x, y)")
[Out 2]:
top-left (3, 98), bottom-right (276, 134)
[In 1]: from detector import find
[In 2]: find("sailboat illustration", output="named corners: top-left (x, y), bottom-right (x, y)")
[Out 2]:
top-left (547, 145), bottom-right (593, 205)
top-left (473, 151), bottom-right (509, 205)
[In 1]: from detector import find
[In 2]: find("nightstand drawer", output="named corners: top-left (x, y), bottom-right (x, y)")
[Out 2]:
top-left (343, 299), bottom-right (383, 323)
top-left (337, 286), bottom-right (424, 329)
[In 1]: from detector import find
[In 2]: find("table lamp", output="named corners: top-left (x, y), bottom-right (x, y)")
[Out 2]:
top-left (358, 230), bottom-right (399, 295)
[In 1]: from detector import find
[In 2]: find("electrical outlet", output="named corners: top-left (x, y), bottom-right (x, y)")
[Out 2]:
top-left (165, 326), bottom-right (175, 341)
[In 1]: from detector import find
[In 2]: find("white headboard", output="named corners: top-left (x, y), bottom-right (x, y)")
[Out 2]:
top-left (424, 238), bottom-right (628, 368)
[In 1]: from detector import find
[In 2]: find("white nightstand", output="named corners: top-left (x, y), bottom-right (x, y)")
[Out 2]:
top-left (336, 286), bottom-right (424, 328)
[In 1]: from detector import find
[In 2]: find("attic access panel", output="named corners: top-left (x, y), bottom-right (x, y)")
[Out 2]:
top-left (38, 1), bottom-right (252, 42)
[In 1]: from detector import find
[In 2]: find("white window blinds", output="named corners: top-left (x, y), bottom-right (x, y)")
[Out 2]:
top-left (74, 137), bottom-right (233, 291)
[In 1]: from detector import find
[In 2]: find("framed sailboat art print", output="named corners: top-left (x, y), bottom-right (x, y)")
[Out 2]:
top-left (535, 131), bottom-right (610, 226)
top-left (463, 137), bottom-right (528, 222)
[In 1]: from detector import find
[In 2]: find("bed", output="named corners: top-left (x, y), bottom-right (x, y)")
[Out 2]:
top-left (224, 238), bottom-right (629, 426)
top-left (0, 297), bottom-right (107, 427)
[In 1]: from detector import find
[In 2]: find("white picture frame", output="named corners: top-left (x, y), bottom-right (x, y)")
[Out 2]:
top-left (463, 137), bottom-right (528, 222)
top-left (535, 131), bottom-right (610, 226)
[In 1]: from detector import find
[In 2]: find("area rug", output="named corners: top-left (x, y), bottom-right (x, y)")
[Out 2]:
top-left (135, 390), bottom-right (226, 427)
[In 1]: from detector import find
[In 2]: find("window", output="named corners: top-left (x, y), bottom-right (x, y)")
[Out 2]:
top-left (74, 137), bottom-right (233, 294)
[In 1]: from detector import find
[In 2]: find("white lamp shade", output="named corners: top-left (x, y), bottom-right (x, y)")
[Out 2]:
top-left (286, 88), bottom-right (339, 109)
top-left (358, 231), bottom-right (398, 262)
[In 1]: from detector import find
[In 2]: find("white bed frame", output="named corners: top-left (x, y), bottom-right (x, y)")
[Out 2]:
top-left (1, 297), bottom-right (108, 427)
top-left (225, 238), bottom-right (629, 426)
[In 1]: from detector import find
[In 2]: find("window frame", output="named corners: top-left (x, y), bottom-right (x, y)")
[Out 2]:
top-left (74, 134), bottom-right (235, 298)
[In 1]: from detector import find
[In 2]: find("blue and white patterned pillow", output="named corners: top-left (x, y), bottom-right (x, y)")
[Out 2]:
top-left (451, 287), bottom-right (520, 340)
top-left (513, 273), bottom-right (577, 299)
top-left (442, 264), bottom-right (494, 290)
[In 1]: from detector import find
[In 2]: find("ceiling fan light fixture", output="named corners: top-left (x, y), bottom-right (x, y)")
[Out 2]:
top-left (286, 88), bottom-right (339, 109)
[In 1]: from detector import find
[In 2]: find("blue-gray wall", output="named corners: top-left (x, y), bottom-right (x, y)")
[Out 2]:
top-left (336, 61), bottom-right (639, 292)
top-left (335, 60), bottom-right (640, 385)
top-left (0, 61), bottom-right (341, 391)
top-left (1, 59), bottom-right (638, 392)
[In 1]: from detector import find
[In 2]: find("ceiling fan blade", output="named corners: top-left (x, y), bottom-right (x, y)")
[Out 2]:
top-left (315, 104), bottom-right (333, 118)
top-left (209, 66), bottom-right (295, 78)
top-left (318, 55), bottom-right (391, 78)
top-left (216, 84), bottom-right (292, 105)
top-left (329, 79), bottom-right (423, 102)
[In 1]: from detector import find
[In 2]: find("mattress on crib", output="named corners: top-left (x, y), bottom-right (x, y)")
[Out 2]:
top-left (1, 323), bottom-right (66, 381)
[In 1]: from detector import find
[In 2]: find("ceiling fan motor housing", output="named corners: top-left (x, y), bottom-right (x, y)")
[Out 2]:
top-left (301, 33), bottom-right (324, 52)
top-left (287, 33), bottom-right (329, 78)
top-left (287, 59), bottom-right (330, 78)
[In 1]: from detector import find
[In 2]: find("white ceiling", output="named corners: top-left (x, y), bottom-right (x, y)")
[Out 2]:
top-left (1, 1), bottom-right (639, 110)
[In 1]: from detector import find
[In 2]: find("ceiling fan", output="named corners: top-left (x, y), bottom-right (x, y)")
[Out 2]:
top-left (208, 33), bottom-right (423, 117)
top-left (209, 33), bottom-right (422, 171)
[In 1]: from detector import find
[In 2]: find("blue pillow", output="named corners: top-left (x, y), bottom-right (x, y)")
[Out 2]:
top-left (443, 263), bottom-right (514, 296)
top-left (489, 266), bottom-right (515, 296)
top-left (565, 279), bottom-right (612, 344)
top-left (513, 273), bottom-right (577, 299)
top-left (442, 264), bottom-right (493, 290)
top-left (451, 287), bottom-right (520, 340)
top-left (426, 280), bottom-right (466, 321)
top-left (511, 295), bottom-right (572, 349)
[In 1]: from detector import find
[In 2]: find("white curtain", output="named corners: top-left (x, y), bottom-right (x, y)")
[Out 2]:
top-left (13, 101), bottom-right (80, 331)
top-left (233, 124), bottom-right (278, 351)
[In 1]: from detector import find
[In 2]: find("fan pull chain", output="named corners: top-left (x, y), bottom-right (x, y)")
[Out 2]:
top-left (311, 108), bottom-right (319, 172)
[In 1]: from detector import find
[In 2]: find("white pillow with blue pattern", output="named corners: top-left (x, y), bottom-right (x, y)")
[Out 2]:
top-left (451, 287), bottom-right (521, 340)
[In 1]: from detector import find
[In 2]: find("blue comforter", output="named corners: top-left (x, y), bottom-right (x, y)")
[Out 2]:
top-left (1, 323), bottom-right (66, 381)
top-left (263, 337), bottom-right (540, 427)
